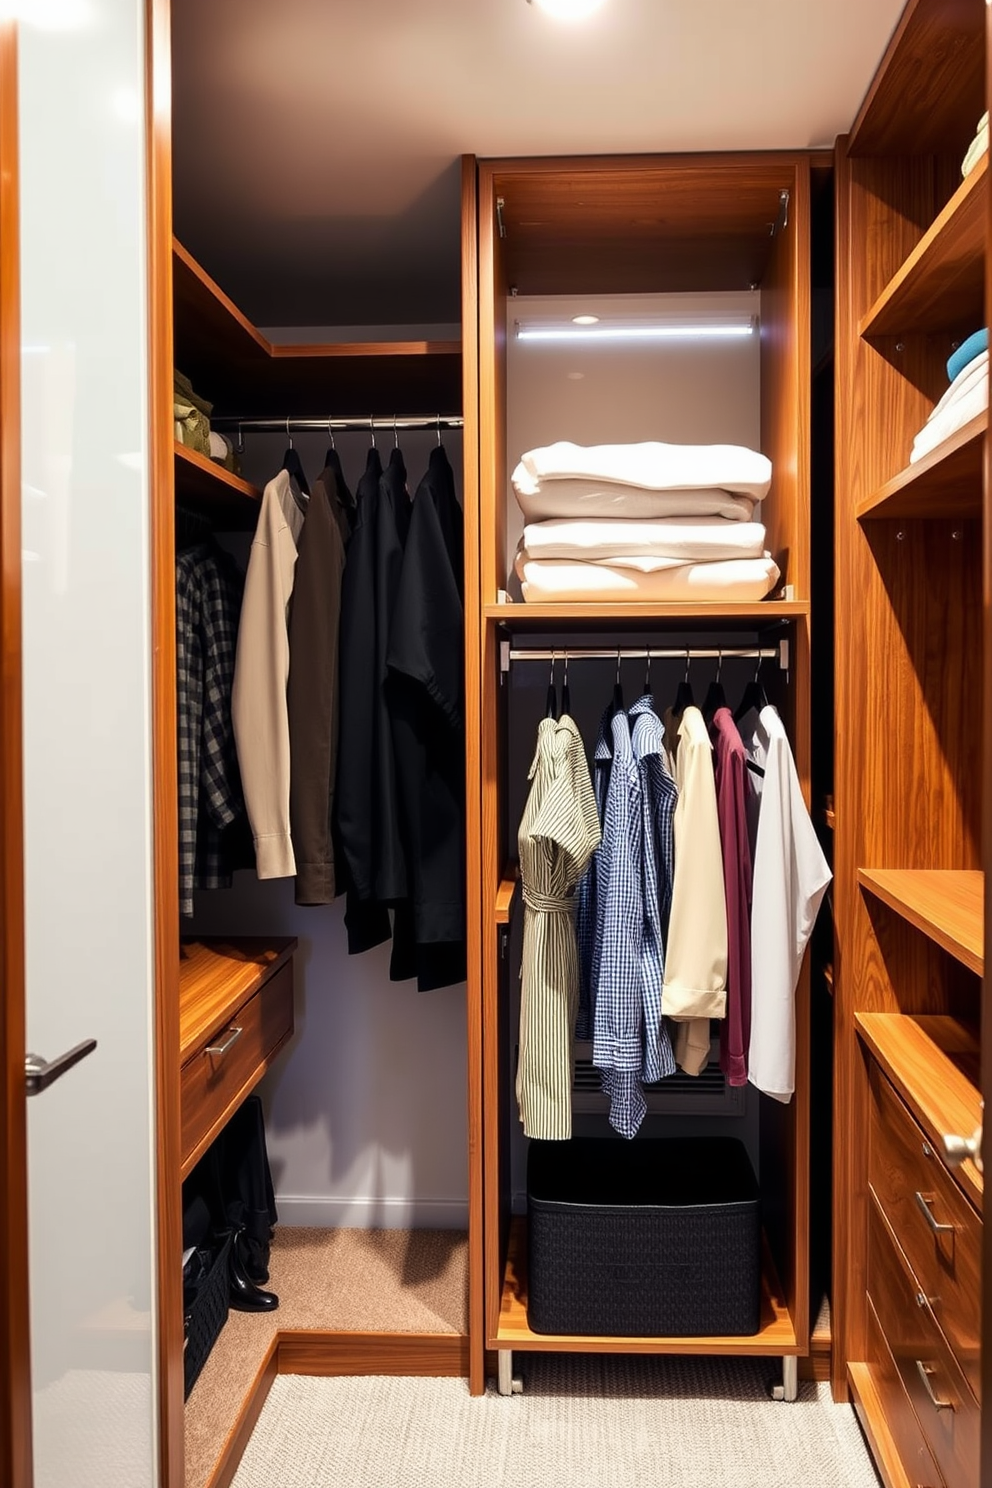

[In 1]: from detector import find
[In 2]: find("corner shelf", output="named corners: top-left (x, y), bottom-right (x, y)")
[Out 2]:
top-left (855, 1011), bottom-right (982, 1209)
top-left (858, 867), bottom-right (983, 975)
top-left (174, 442), bottom-right (262, 527)
top-left (173, 238), bottom-right (462, 417)
top-left (855, 413), bottom-right (985, 521)
top-left (484, 599), bottom-right (810, 629)
top-left (494, 1216), bottom-right (796, 1355)
top-left (859, 158), bottom-right (987, 338)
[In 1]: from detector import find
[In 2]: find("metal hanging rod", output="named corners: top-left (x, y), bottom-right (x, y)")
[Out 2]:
top-left (212, 415), bottom-right (464, 434)
top-left (504, 643), bottom-right (787, 667)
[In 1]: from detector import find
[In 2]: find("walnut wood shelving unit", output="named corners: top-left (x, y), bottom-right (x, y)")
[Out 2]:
top-left (833, 3), bottom-right (987, 1483)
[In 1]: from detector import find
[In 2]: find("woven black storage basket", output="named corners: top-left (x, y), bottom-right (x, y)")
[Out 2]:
top-left (527, 1136), bottom-right (760, 1337)
top-left (183, 1230), bottom-right (232, 1399)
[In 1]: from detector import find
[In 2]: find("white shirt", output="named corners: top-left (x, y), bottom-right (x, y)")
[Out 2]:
top-left (739, 705), bottom-right (831, 1103)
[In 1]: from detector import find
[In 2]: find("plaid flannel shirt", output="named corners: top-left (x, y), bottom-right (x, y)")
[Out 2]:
top-left (629, 695), bottom-right (678, 1086)
top-left (176, 544), bottom-right (244, 916)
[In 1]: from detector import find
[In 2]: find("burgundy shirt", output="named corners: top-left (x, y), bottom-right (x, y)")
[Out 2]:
top-left (709, 708), bottom-right (753, 1086)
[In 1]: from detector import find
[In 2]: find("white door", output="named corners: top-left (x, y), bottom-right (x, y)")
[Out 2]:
top-left (17, 2), bottom-right (159, 1484)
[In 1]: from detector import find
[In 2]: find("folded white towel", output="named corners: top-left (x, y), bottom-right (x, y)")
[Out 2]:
top-left (514, 550), bottom-right (781, 604)
top-left (522, 517), bottom-right (767, 565)
top-left (910, 351), bottom-right (988, 463)
top-left (513, 477), bottom-right (758, 525)
top-left (962, 112), bottom-right (989, 177)
top-left (513, 441), bottom-right (772, 501)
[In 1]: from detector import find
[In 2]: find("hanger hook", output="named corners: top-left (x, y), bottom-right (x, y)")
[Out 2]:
top-left (754, 651), bottom-right (762, 683)
top-left (436, 413), bottom-right (443, 448)
top-left (563, 652), bottom-right (568, 688)
top-left (393, 414), bottom-right (399, 449)
top-left (236, 422), bottom-right (244, 455)
top-left (716, 648), bottom-right (723, 682)
top-left (616, 649), bottom-right (622, 686)
top-left (369, 415), bottom-right (376, 449)
top-left (684, 648), bottom-right (691, 684)
top-left (644, 646), bottom-right (652, 693)
top-left (327, 418), bottom-right (335, 451)
top-left (549, 649), bottom-right (556, 688)
top-left (286, 416), bottom-right (293, 450)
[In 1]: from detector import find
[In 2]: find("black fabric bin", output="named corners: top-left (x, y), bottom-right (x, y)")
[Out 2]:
top-left (183, 1230), bottom-right (232, 1399)
top-left (526, 1136), bottom-right (761, 1337)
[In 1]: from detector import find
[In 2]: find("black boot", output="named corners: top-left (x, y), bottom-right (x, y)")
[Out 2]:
top-left (227, 1228), bottom-right (278, 1313)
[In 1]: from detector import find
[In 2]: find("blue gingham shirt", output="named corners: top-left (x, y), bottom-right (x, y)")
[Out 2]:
top-left (629, 695), bottom-right (678, 1085)
top-left (575, 706), bottom-right (612, 1041)
top-left (592, 706), bottom-right (649, 1138)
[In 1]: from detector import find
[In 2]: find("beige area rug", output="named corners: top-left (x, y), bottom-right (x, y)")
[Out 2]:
top-left (230, 1355), bottom-right (882, 1488)
top-left (185, 1227), bottom-right (468, 1488)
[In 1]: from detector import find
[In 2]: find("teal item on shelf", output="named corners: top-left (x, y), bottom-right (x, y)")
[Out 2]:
top-left (947, 329), bottom-right (988, 384)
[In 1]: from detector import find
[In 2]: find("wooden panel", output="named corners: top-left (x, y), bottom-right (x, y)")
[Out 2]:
top-left (863, 1305), bottom-right (947, 1488)
top-left (146, 1), bottom-right (184, 1482)
top-left (982, 0), bottom-right (992, 1458)
top-left (180, 962), bottom-right (294, 1177)
top-left (483, 599), bottom-right (810, 627)
top-left (857, 1014), bottom-right (983, 1210)
top-left (850, 1360), bottom-right (938, 1488)
top-left (857, 413), bottom-right (986, 519)
top-left (488, 154), bottom-right (817, 297)
top-left (178, 938), bottom-right (296, 1062)
top-left (760, 159), bottom-right (811, 601)
top-left (493, 1217), bottom-right (797, 1354)
top-left (868, 1203), bottom-right (979, 1488)
top-left (859, 869), bottom-right (984, 974)
top-left (0, 23), bottom-right (31, 1488)
top-left (174, 444), bottom-right (261, 528)
top-left (861, 159), bottom-right (987, 337)
top-left (870, 1062), bottom-right (981, 1399)
top-left (202, 1338), bottom-right (278, 1488)
top-left (460, 152), bottom-right (486, 1400)
top-left (849, 0), bottom-right (986, 157)
top-left (276, 1331), bottom-right (469, 1378)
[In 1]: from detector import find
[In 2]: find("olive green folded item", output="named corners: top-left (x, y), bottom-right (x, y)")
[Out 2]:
top-left (174, 400), bottom-right (212, 456)
top-left (173, 369), bottom-right (213, 419)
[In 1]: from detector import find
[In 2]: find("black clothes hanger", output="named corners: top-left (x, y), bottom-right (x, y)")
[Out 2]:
top-left (611, 651), bottom-right (624, 716)
top-left (545, 653), bottom-right (558, 720)
top-left (672, 651), bottom-right (694, 715)
top-left (322, 421), bottom-right (352, 497)
top-left (281, 419), bottom-right (310, 498)
top-left (175, 501), bottom-right (214, 552)
top-left (642, 647), bottom-right (652, 700)
top-left (734, 653), bottom-right (769, 724)
top-left (560, 653), bottom-right (571, 719)
top-left (702, 651), bottom-right (726, 721)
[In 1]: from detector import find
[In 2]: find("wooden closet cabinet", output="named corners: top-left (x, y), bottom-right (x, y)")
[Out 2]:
top-left (462, 152), bottom-right (820, 1393)
top-left (832, 2), bottom-right (988, 1484)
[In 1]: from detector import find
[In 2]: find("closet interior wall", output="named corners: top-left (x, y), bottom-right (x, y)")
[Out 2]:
top-left (470, 154), bottom-right (817, 1372)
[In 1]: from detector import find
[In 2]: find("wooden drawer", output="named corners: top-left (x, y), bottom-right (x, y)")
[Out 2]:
top-left (866, 1295), bottom-right (945, 1488)
top-left (181, 959), bottom-right (293, 1175)
top-left (868, 1205), bottom-right (979, 1488)
top-left (868, 1061), bottom-right (981, 1401)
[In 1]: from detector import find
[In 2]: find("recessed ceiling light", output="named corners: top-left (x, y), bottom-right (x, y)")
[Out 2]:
top-left (527, 0), bottom-right (608, 19)
top-left (572, 315), bottom-right (600, 326)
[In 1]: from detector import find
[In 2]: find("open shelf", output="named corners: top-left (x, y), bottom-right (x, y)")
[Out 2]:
top-left (858, 867), bottom-right (983, 975)
top-left (173, 238), bottom-right (461, 418)
top-left (855, 412), bottom-right (985, 520)
top-left (859, 158), bottom-right (987, 338)
top-left (174, 442), bottom-right (262, 527)
top-left (855, 1012), bottom-right (982, 1209)
top-left (493, 1216), bottom-right (797, 1354)
top-left (485, 599), bottom-right (810, 628)
top-left (179, 938), bottom-right (297, 1063)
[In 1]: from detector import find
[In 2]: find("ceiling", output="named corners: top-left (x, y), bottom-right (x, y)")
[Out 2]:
top-left (171, 0), bottom-right (907, 330)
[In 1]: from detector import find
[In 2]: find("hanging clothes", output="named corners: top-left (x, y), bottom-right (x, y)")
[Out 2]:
top-left (231, 468), bottom-right (306, 880)
top-left (629, 695), bottom-right (678, 1088)
top-left (176, 541), bottom-right (245, 918)
top-left (287, 460), bottom-right (352, 905)
top-left (517, 715), bottom-right (601, 1141)
top-left (738, 704), bottom-right (831, 1102)
top-left (386, 444), bottom-right (467, 991)
top-left (575, 705), bottom-right (612, 1041)
top-left (662, 703), bottom-right (728, 1077)
top-left (709, 706), bottom-right (754, 1087)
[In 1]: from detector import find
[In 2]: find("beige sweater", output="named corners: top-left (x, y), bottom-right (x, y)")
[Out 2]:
top-left (232, 469), bottom-right (306, 879)
top-left (662, 705), bottom-right (728, 1075)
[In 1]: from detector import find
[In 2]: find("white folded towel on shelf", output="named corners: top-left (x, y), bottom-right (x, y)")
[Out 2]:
top-left (513, 478), bottom-right (758, 524)
top-left (514, 550), bottom-right (781, 604)
top-left (512, 441), bottom-right (773, 502)
top-left (962, 112), bottom-right (989, 178)
top-left (521, 517), bottom-right (767, 565)
top-left (910, 350), bottom-right (988, 464)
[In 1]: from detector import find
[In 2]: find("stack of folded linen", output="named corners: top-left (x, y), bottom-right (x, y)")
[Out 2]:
top-left (962, 112), bottom-right (988, 178)
top-left (910, 330), bottom-right (988, 465)
top-left (511, 440), bottom-right (779, 603)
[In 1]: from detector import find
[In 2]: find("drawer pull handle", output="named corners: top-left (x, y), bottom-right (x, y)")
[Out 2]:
top-left (914, 1191), bottom-right (955, 1235)
top-left (206, 1026), bottom-right (243, 1058)
top-left (915, 1360), bottom-right (954, 1412)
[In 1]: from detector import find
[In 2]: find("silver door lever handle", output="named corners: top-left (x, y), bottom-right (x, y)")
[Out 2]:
top-left (25, 1039), bottom-right (97, 1096)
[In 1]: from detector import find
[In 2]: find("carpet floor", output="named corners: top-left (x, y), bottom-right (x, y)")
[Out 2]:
top-left (185, 1228), bottom-right (468, 1488)
top-left (229, 1353), bottom-right (881, 1488)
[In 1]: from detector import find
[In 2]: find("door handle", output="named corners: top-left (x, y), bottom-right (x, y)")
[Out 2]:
top-left (25, 1038), bottom-right (97, 1096)
top-left (942, 1126), bottom-right (983, 1173)
top-left (914, 1191), bottom-right (955, 1234)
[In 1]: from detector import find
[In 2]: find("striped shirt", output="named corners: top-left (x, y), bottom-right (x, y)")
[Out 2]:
top-left (575, 707), bottom-right (612, 1041)
top-left (516, 714), bottom-right (601, 1140)
top-left (629, 696), bottom-right (678, 1087)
